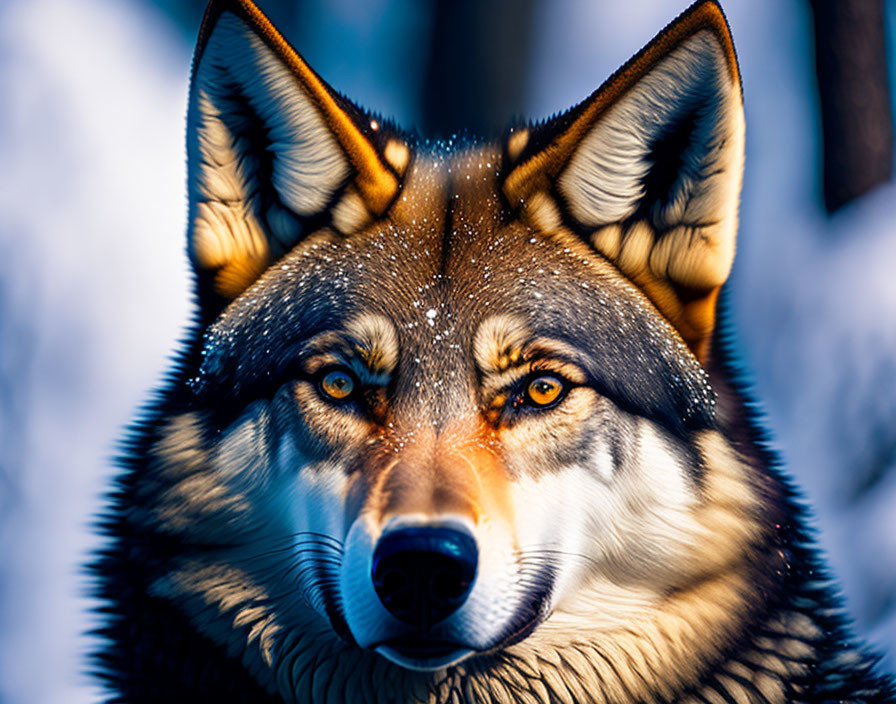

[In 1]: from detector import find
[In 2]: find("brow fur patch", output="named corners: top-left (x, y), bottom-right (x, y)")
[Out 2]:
top-left (474, 315), bottom-right (588, 397)
top-left (473, 314), bottom-right (530, 376)
top-left (302, 313), bottom-right (398, 385)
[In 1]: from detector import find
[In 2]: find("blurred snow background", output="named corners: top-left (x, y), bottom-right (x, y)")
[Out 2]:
top-left (0, 0), bottom-right (893, 702)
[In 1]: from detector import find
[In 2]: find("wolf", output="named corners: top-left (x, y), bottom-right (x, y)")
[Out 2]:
top-left (92, 0), bottom-right (896, 702)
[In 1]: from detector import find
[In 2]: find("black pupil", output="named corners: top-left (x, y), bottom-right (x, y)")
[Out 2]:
top-left (534, 380), bottom-right (554, 395)
top-left (326, 372), bottom-right (352, 396)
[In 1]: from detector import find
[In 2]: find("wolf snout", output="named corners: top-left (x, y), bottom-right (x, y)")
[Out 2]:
top-left (371, 526), bottom-right (477, 631)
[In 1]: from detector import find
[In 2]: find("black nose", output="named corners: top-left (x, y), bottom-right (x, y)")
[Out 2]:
top-left (372, 526), bottom-right (478, 631)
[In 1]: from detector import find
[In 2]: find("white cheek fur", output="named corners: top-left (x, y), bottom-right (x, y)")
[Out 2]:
top-left (281, 444), bottom-right (350, 543)
top-left (510, 418), bottom-right (701, 622)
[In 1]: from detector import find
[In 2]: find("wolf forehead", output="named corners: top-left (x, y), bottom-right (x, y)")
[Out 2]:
top-left (192, 150), bottom-right (716, 434)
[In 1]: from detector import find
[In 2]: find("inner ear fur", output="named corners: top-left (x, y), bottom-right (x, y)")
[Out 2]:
top-left (504, 0), bottom-right (744, 364)
top-left (187, 0), bottom-right (406, 316)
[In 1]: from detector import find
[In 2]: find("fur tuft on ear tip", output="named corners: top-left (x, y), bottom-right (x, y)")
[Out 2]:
top-left (680, 0), bottom-right (741, 88)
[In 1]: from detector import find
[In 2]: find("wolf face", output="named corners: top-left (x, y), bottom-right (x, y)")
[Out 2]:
top-left (94, 1), bottom-right (895, 703)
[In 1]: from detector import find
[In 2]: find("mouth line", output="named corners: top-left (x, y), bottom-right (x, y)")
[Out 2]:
top-left (375, 639), bottom-right (475, 671)
top-left (496, 612), bottom-right (543, 648)
top-left (377, 638), bottom-right (470, 659)
top-left (370, 603), bottom-right (548, 670)
top-left (488, 587), bottom-right (553, 652)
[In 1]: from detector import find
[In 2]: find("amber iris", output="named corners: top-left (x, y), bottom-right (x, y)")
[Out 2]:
top-left (526, 375), bottom-right (564, 407)
top-left (320, 369), bottom-right (355, 401)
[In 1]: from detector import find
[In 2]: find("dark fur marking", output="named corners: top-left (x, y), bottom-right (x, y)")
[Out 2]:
top-left (638, 108), bottom-right (700, 224)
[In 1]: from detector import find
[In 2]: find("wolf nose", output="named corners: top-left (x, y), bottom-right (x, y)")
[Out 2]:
top-left (372, 526), bottom-right (477, 630)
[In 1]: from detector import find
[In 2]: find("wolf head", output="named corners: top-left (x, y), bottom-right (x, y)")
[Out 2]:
top-left (125, 0), bottom-right (784, 699)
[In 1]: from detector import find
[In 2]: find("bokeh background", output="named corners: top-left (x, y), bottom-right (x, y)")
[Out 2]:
top-left (1, 0), bottom-right (895, 701)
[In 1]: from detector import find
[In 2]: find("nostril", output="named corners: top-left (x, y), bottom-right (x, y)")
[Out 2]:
top-left (378, 567), bottom-right (407, 597)
top-left (372, 526), bottom-right (478, 630)
top-left (431, 567), bottom-right (468, 601)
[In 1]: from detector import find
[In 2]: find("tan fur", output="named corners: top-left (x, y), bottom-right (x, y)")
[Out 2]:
top-left (150, 560), bottom-right (282, 679)
top-left (385, 139), bottom-right (411, 175)
top-left (506, 128), bottom-right (529, 164)
top-left (344, 314), bottom-right (400, 375)
top-left (522, 191), bottom-right (565, 234)
top-left (331, 187), bottom-right (373, 235)
top-left (192, 200), bottom-right (272, 299)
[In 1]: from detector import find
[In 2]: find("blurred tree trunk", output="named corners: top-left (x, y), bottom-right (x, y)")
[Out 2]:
top-left (421, 0), bottom-right (535, 139)
top-left (809, 0), bottom-right (893, 213)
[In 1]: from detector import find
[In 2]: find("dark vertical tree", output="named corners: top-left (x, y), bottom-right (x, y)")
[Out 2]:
top-left (421, 0), bottom-right (536, 139)
top-left (809, 0), bottom-right (893, 213)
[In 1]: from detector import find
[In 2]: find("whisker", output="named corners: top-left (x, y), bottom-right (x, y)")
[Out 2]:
top-left (222, 530), bottom-right (346, 554)
top-left (515, 547), bottom-right (604, 573)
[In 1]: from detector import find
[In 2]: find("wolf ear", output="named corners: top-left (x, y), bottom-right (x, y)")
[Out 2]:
top-left (504, 0), bottom-right (743, 363)
top-left (187, 0), bottom-right (406, 315)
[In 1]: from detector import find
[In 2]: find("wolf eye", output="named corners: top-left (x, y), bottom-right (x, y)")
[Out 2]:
top-left (525, 375), bottom-right (565, 408)
top-left (319, 368), bottom-right (357, 403)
